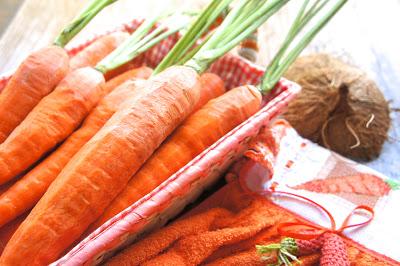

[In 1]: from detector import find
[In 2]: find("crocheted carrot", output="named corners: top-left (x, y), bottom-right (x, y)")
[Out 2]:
top-left (257, 233), bottom-right (350, 266)
top-left (256, 236), bottom-right (323, 265)
top-left (320, 233), bottom-right (350, 266)
top-left (206, 249), bottom-right (320, 266)
top-left (0, 0), bottom-right (119, 143)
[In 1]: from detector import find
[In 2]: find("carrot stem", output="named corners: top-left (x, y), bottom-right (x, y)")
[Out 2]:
top-left (130, 17), bottom-right (191, 62)
top-left (153, 0), bottom-right (234, 75)
top-left (94, 13), bottom-right (162, 73)
top-left (185, 0), bottom-right (289, 74)
top-left (54, 0), bottom-right (119, 47)
top-left (260, 0), bottom-right (348, 93)
top-left (256, 238), bottom-right (300, 266)
top-left (176, 33), bottom-right (211, 66)
top-left (95, 13), bottom-right (190, 74)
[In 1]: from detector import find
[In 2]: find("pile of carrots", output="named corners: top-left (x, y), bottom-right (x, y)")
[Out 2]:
top-left (0, 0), bottom-right (347, 265)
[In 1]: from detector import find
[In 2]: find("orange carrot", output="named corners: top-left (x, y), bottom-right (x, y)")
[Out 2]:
top-left (0, 65), bottom-right (201, 265)
top-left (0, 181), bottom-right (14, 196)
top-left (194, 73), bottom-right (226, 111)
top-left (103, 66), bottom-right (152, 95)
top-left (0, 67), bottom-right (152, 228)
top-left (0, 46), bottom-right (69, 143)
top-left (103, 60), bottom-right (142, 81)
top-left (0, 67), bottom-right (104, 185)
top-left (90, 84), bottom-right (261, 230)
top-left (70, 32), bottom-right (129, 70)
top-left (0, 0), bottom-right (120, 144)
top-left (320, 233), bottom-right (349, 266)
top-left (0, 213), bottom-right (26, 256)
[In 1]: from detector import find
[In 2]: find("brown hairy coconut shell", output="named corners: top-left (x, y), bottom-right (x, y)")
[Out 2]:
top-left (283, 53), bottom-right (390, 161)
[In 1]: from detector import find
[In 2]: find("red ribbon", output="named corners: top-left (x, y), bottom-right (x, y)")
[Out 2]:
top-left (269, 188), bottom-right (374, 240)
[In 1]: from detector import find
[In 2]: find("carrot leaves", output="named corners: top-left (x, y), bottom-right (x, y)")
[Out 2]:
top-left (54, 0), bottom-right (119, 47)
top-left (260, 0), bottom-right (348, 93)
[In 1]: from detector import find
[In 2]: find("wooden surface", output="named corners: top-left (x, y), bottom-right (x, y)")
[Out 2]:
top-left (0, 0), bottom-right (399, 179)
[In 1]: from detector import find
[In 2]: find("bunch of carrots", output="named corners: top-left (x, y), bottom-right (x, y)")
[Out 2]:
top-left (0, 0), bottom-right (347, 265)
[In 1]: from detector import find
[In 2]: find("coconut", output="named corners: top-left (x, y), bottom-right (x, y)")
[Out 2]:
top-left (283, 53), bottom-right (390, 161)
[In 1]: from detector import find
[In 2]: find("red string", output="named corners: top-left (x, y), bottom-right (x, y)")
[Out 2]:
top-left (268, 188), bottom-right (374, 240)
top-left (239, 170), bottom-right (374, 240)
top-left (237, 127), bottom-right (375, 241)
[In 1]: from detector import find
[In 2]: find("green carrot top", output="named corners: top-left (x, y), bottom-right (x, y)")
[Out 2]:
top-left (153, 0), bottom-right (235, 75)
top-left (94, 0), bottom-right (234, 75)
top-left (184, 0), bottom-right (290, 75)
top-left (259, 0), bottom-right (348, 93)
top-left (94, 12), bottom-right (190, 74)
top-left (54, 0), bottom-right (119, 48)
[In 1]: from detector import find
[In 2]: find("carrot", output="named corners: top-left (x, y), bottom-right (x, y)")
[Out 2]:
top-left (90, 84), bottom-right (261, 230)
top-left (103, 66), bottom-right (153, 95)
top-left (0, 67), bottom-right (152, 228)
top-left (0, 213), bottom-right (26, 256)
top-left (0, 0), bottom-right (120, 143)
top-left (193, 72), bottom-right (226, 111)
top-left (70, 32), bottom-right (129, 70)
top-left (0, 46), bottom-right (69, 143)
top-left (103, 60), bottom-right (142, 81)
top-left (0, 65), bottom-right (202, 265)
top-left (256, 231), bottom-right (350, 265)
top-left (0, 181), bottom-right (15, 196)
top-left (320, 233), bottom-right (349, 266)
top-left (0, 67), bottom-right (104, 185)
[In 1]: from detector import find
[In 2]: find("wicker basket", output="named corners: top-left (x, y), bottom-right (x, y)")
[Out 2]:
top-left (0, 19), bottom-right (300, 265)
